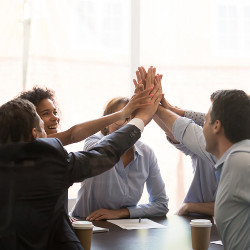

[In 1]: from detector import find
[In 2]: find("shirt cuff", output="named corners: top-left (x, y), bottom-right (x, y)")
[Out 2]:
top-left (128, 118), bottom-right (144, 133)
top-left (127, 206), bottom-right (141, 218)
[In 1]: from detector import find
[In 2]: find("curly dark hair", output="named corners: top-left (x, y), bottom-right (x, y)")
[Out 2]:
top-left (18, 86), bottom-right (56, 107)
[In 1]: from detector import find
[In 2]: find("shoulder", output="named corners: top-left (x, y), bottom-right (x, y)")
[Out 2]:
top-left (35, 138), bottom-right (67, 156)
top-left (135, 140), bottom-right (154, 154)
top-left (226, 150), bottom-right (250, 172)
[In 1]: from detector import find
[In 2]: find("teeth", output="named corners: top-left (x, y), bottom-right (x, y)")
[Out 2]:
top-left (48, 126), bottom-right (57, 129)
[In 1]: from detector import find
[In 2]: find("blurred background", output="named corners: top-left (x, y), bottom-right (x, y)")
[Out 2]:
top-left (1, 0), bottom-right (250, 214)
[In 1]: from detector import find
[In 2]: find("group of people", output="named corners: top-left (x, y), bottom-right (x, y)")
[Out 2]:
top-left (0, 66), bottom-right (249, 250)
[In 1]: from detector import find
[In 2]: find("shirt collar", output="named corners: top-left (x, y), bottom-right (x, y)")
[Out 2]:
top-left (133, 142), bottom-right (143, 157)
top-left (215, 139), bottom-right (249, 168)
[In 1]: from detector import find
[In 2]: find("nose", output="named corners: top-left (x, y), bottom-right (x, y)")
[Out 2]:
top-left (51, 113), bottom-right (59, 122)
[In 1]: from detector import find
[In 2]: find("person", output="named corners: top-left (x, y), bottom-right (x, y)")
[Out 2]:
top-left (0, 83), bottom-right (161, 249)
top-left (71, 97), bottom-right (169, 220)
top-left (134, 66), bottom-right (217, 216)
top-left (18, 86), bottom-right (157, 245)
top-left (154, 89), bottom-right (250, 250)
top-left (18, 86), bottom-right (143, 146)
top-left (157, 98), bottom-right (218, 216)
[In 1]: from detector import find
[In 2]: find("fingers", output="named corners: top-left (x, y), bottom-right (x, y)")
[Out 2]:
top-left (138, 66), bottom-right (146, 89)
top-left (86, 209), bottom-right (106, 221)
top-left (133, 79), bottom-right (138, 88)
top-left (145, 67), bottom-right (152, 89)
top-left (136, 70), bottom-right (142, 84)
top-left (152, 67), bottom-right (156, 84)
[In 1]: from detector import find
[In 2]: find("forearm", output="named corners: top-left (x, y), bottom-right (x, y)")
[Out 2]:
top-left (183, 202), bottom-right (214, 216)
top-left (48, 111), bottom-right (124, 146)
top-left (161, 97), bottom-right (185, 117)
top-left (153, 114), bottom-right (179, 143)
top-left (116, 208), bottom-right (130, 218)
top-left (155, 106), bottom-right (179, 134)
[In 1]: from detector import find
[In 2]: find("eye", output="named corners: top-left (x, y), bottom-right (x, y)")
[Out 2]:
top-left (41, 112), bottom-right (49, 116)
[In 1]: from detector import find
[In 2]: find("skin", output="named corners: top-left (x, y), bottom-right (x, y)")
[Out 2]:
top-left (28, 68), bottom-right (162, 222)
top-left (203, 106), bottom-right (233, 160)
top-left (34, 88), bottom-right (157, 146)
top-left (31, 115), bottom-right (47, 139)
top-left (36, 99), bottom-right (60, 135)
top-left (86, 67), bottom-right (163, 221)
top-left (86, 103), bottom-right (134, 221)
top-left (134, 66), bottom-right (216, 216)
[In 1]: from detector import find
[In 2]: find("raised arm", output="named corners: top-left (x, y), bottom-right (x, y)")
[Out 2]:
top-left (48, 89), bottom-right (154, 146)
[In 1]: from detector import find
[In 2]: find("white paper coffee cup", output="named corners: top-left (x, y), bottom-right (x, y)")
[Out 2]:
top-left (72, 221), bottom-right (94, 250)
top-left (190, 219), bottom-right (212, 250)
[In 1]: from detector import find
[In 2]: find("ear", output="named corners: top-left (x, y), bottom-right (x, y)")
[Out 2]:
top-left (31, 128), bottom-right (38, 139)
top-left (213, 120), bottom-right (222, 134)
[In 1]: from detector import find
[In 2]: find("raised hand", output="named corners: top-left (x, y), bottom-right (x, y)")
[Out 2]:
top-left (138, 66), bottom-right (147, 88)
top-left (134, 83), bottom-right (162, 126)
top-left (120, 88), bottom-right (155, 119)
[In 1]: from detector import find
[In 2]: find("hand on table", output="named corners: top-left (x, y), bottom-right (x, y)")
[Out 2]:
top-left (86, 208), bottom-right (130, 221)
top-left (175, 203), bottom-right (190, 216)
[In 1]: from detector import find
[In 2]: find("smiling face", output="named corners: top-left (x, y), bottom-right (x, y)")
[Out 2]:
top-left (36, 98), bottom-right (60, 135)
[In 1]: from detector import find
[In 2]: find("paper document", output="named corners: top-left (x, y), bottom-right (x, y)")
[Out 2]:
top-left (211, 240), bottom-right (223, 245)
top-left (107, 219), bottom-right (167, 230)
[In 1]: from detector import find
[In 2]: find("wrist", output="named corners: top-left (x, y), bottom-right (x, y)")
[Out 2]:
top-left (128, 118), bottom-right (144, 132)
top-left (119, 208), bottom-right (130, 218)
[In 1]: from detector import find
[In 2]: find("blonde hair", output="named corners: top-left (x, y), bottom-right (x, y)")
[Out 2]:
top-left (101, 97), bottom-right (129, 135)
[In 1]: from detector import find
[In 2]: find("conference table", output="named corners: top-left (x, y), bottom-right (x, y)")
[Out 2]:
top-left (90, 214), bottom-right (223, 250)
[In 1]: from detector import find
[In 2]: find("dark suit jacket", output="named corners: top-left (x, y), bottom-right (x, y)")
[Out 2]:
top-left (0, 124), bottom-right (141, 250)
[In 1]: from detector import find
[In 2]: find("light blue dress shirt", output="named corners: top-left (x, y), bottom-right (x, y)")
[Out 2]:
top-left (174, 143), bottom-right (218, 203)
top-left (215, 140), bottom-right (250, 250)
top-left (177, 111), bottom-right (218, 203)
top-left (172, 117), bottom-right (250, 249)
top-left (71, 133), bottom-right (169, 218)
top-left (173, 117), bottom-right (217, 166)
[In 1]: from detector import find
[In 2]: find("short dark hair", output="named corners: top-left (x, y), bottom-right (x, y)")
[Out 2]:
top-left (18, 86), bottom-right (55, 107)
top-left (210, 89), bottom-right (250, 143)
top-left (101, 97), bottom-right (129, 135)
top-left (0, 98), bottom-right (41, 143)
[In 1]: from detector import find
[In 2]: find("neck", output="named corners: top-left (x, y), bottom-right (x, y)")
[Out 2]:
top-left (121, 147), bottom-right (134, 168)
top-left (214, 137), bottom-right (233, 160)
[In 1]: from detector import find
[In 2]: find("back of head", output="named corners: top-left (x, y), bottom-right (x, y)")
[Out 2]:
top-left (210, 89), bottom-right (250, 143)
top-left (0, 98), bottom-right (40, 143)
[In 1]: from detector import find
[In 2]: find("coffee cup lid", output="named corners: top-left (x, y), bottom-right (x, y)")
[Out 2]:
top-left (190, 219), bottom-right (212, 227)
top-left (72, 221), bottom-right (94, 229)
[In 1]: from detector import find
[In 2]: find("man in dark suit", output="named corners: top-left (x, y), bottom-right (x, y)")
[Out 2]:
top-left (0, 90), bottom-right (161, 249)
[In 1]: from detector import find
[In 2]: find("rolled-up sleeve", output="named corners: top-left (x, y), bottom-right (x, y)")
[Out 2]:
top-left (173, 117), bottom-right (216, 165)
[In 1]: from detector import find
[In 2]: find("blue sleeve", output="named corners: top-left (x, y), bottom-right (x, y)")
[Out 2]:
top-left (173, 117), bottom-right (217, 165)
top-left (128, 148), bottom-right (169, 218)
